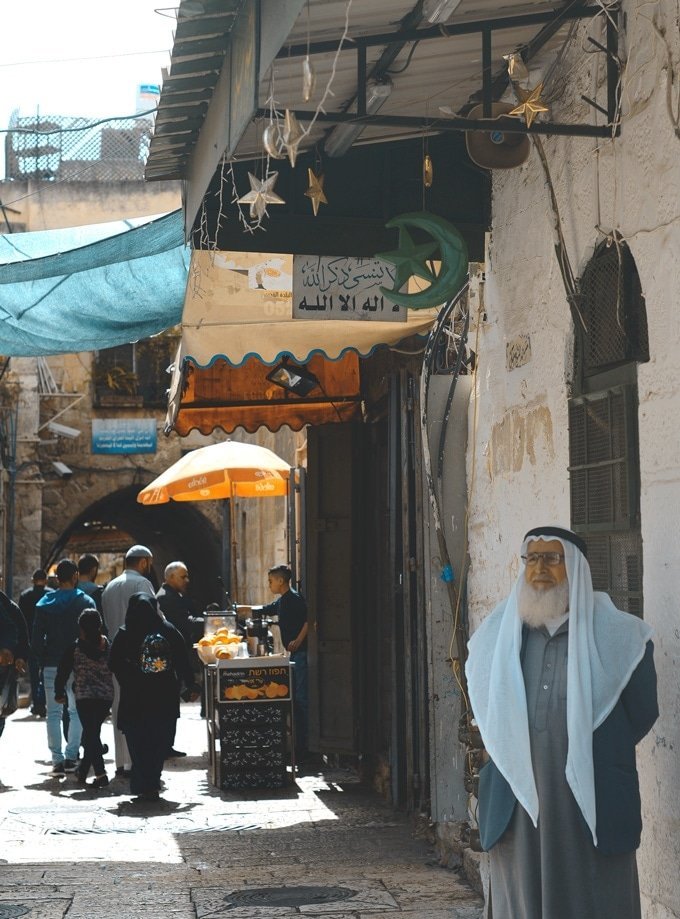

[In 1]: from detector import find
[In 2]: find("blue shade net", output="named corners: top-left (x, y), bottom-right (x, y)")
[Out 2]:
top-left (0, 210), bottom-right (189, 356)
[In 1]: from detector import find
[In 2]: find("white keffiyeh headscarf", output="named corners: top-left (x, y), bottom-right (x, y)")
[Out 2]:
top-left (465, 526), bottom-right (652, 846)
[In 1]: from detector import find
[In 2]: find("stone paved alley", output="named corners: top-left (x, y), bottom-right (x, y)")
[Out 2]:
top-left (0, 704), bottom-right (483, 919)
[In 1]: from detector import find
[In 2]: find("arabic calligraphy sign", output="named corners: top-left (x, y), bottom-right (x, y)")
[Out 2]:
top-left (92, 418), bottom-right (157, 454)
top-left (292, 255), bottom-right (407, 322)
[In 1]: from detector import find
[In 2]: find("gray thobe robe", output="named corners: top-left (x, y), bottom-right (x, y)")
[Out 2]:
top-left (489, 622), bottom-right (641, 919)
top-left (101, 570), bottom-right (155, 770)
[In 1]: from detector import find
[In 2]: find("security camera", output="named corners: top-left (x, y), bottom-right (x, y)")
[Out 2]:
top-left (52, 461), bottom-right (73, 478)
top-left (47, 421), bottom-right (81, 439)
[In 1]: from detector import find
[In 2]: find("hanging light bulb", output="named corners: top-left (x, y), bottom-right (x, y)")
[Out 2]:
top-left (423, 0), bottom-right (462, 24)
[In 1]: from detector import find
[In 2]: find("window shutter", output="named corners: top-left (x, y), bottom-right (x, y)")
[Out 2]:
top-left (570, 239), bottom-right (647, 616)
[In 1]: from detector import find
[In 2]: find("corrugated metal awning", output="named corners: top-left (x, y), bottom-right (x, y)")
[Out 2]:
top-left (146, 0), bottom-right (600, 221)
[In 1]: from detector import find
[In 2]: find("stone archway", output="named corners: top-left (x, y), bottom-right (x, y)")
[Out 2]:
top-left (45, 484), bottom-right (222, 612)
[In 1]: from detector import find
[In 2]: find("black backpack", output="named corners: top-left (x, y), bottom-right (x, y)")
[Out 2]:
top-left (139, 632), bottom-right (173, 675)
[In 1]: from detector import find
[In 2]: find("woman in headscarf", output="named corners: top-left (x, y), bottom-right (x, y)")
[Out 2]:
top-left (108, 592), bottom-right (199, 802)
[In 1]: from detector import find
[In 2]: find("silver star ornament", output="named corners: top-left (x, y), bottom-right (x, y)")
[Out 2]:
top-left (237, 172), bottom-right (285, 221)
top-left (282, 109), bottom-right (304, 167)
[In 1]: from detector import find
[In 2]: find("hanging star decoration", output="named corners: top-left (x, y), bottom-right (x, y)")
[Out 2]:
top-left (282, 109), bottom-right (304, 167)
top-left (304, 169), bottom-right (328, 216)
top-left (509, 83), bottom-right (549, 128)
top-left (237, 172), bottom-right (285, 221)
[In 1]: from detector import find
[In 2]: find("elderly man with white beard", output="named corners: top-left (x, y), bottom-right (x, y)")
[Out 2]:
top-left (466, 526), bottom-right (658, 919)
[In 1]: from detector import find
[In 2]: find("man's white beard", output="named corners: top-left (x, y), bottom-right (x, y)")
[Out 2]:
top-left (518, 578), bottom-right (570, 629)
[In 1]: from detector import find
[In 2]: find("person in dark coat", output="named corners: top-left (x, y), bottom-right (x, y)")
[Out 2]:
top-left (108, 593), bottom-right (199, 802)
top-left (0, 590), bottom-right (28, 740)
top-left (18, 568), bottom-right (50, 715)
top-left (156, 561), bottom-right (204, 755)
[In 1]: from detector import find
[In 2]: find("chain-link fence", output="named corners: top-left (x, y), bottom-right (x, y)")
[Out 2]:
top-left (4, 111), bottom-right (154, 183)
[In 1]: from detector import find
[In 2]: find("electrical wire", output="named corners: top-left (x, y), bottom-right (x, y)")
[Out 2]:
top-left (0, 50), bottom-right (168, 68)
top-left (386, 40), bottom-right (420, 75)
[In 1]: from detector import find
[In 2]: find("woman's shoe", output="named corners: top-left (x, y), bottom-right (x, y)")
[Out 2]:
top-left (75, 768), bottom-right (88, 785)
top-left (90, 774), bottom-right (109, 789)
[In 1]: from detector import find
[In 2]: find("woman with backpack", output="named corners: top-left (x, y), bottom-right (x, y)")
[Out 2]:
top-left (108, 592), bottom-right (199, 802)
top-left (54, 608), bottom-right (113, 788)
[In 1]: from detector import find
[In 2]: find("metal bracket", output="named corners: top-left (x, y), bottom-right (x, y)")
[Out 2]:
top-left (273, 2), bottom-right (621, 139)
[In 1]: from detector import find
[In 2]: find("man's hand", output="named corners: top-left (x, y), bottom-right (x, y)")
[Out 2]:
top-left (287, 640), bottom-right (299, 653)
top-left (188, 691), bottom-right (200, 702)
top-left (14, 658), bottom-right (27, 674)
top-left (0, 648), bottom-right (14, 666)
top-left (54, 696), bottom-right (66, 705)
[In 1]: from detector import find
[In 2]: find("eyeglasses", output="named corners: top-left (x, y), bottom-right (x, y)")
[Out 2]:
top-left (521, 552), bottom-right (565, 567)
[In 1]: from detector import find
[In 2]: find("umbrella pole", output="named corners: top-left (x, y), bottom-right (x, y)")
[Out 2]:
top-left (221, 498), bottom-right (231, 605)
top-left (230, 495), bottom-right (238, 602)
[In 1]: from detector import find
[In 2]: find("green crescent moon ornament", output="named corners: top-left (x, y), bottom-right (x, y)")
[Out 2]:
top-left (376, 211), bottom-right (468, 309)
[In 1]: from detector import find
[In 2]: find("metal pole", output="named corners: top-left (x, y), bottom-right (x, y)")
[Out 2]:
top-left (298, 466), bottom-right (307, 595)
top-left (482, 27), bottom-right (492, 117)
top-left (288, 468), bottom-right (297, 587)
top-left (221, 498), bottom-right (231, 604)
top-left (606, 8), bottom-right (619, 125)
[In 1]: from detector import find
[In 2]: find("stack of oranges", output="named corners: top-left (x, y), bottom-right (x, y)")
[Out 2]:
top-left (196, 627), bottom-right (242, 664)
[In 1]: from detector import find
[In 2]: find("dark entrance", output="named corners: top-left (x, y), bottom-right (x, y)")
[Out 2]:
top-left (305, 364), bottom-right (428, 811)
top-left (47, 484), bottom-right (221, 611)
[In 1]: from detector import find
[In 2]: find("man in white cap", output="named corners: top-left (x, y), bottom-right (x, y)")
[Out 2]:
top-left (466, 526), bottom-right (658, 919)
top-left (101, 545), bottom-right (155, 777)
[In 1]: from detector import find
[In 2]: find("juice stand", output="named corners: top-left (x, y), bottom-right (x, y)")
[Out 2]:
top-left (197, 616), bottom-right (295, 789)
top-left (137, 441), bottom-right (301, 788)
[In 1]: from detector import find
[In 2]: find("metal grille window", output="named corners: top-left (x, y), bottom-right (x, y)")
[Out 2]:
top-left (576, 240), bottom-right (649, 378)
top-left (569, 240), bottom-right (647, 616)
top-left (94, 336), bottom-right (178, 407)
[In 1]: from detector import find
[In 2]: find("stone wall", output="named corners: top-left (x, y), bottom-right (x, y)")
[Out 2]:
top-left (465, 5), bottom-right (680, 915)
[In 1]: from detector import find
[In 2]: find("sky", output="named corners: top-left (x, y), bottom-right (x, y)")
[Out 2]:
top-left (1, 0), bottom-right (177, 173)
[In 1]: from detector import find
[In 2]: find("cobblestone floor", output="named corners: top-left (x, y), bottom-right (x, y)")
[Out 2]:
top-left (0, 704), bottom-right (483, 919)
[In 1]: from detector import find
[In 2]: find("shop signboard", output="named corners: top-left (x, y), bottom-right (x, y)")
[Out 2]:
top-left (91, 418), bottom-right (157, 454)
top-left (292, 255), bottom-right (407, 321)
top-left (218, 662), bottom-right (291, 703)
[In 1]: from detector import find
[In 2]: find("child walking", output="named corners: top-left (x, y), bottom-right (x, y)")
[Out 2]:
top-left (55, 608), bottom-right (114, 789)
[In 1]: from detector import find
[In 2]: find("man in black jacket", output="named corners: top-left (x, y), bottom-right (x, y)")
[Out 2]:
top-left (156, 561), bottom-right (202, 757)
top-left (19, 568), bottom-right (50, 715)
top-left (156, 562), bottom-right (201, 650)
top-left (0, 589), bottom-right (28, 739)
